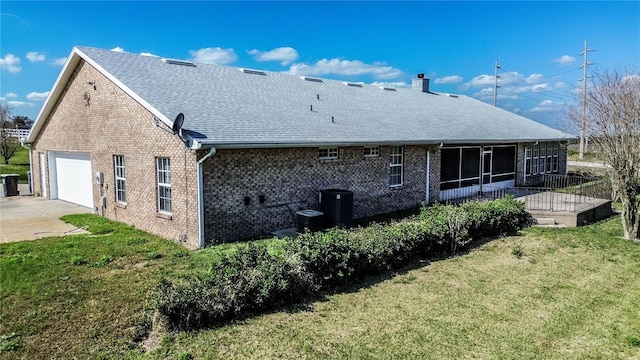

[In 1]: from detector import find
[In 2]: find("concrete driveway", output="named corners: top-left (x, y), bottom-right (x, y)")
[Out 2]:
top-left (0, 184), bottom-right (93, 243)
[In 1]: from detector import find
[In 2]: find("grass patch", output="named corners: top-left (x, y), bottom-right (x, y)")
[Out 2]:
top-left (0, 145), bottom-right (30, 183)
top-left (567, 149), bottom-right (605, 162)
top-left (2, 213), bottom-right (639, 359)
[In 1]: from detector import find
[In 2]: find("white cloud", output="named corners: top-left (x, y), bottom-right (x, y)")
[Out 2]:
top-left (462, 71), bottom-right (570, 105)
top-left (6, 100), bottom-right (34, 108)
top-left (189, 47), bottom-right (237, 65)
top-left (460, 74), bottom-right (495, 90)
top-left (434, 75), bottom-right (463, 84)
top-left (532, 83), bottom-right (551, 92)
top-left (526, 73), bottom-right (544, 84)
top-left (0, 54), bottom-right (21, 73)
top-left (53, 57), bottom-right (67, 66)
top-left (528, 100), bottom-right (557, 113)
top-left (5, 92), bottom-right (18, 98)
top-left (553, 55), bottom-right (576, 65)
top-left (140, 52), bottom-right (158, 57)
top-left (26, 51), bottom-right (45, 62)
top-left (370, 81), bottom-right (409, 88)
top-left (111, 47), bottom-right (125, 53)
top-left (555, 81), bottom-right (567, 89)
top-left (26, 91), bottom-right (49, 101)
top-left (472, 87), bottom-right (519, 100)
top-left (248, 47), bottom-right (298, 65)
top-left (288, 58), bottom-right (403, 80)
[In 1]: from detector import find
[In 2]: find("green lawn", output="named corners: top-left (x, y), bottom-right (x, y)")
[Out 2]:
top-left (567, 148), bottom-right (606, 163)
top-left (1, 213), bottom-right (639, 359)
top-left (0, 146), bottom-right (30, 183)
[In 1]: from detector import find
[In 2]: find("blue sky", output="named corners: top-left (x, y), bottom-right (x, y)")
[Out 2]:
top-left (1, 1), bottom-right (638, 130)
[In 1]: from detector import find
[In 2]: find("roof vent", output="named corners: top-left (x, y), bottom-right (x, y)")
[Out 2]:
top-left (448, 94), bottom-right (459, 98)
top-left (379, 86), bottom-right (397, 91)
top-left (240, 68), bottom-right (267, 76)
top-left (162, 58), bottom-right (196, 67)
top-left (301, 76), bottom-right (323, 83)
top-left (343, 82), bottom-right (363, 87)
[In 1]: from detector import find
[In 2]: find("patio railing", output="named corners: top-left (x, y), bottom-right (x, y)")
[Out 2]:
top-left (441, 174), bottom-right (612, 212)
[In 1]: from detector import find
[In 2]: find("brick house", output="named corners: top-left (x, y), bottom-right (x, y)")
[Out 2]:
top-left (26, 47), bottom-right (573, 249)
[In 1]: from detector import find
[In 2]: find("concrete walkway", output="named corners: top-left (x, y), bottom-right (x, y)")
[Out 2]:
top-left (0, 184), bottom-right (92, 243)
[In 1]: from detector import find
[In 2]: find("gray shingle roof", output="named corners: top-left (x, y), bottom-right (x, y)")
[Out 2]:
top-left (73, 47), bottom-right (574, 147)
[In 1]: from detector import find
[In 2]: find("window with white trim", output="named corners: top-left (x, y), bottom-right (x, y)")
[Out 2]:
top-left (364, 146), bottom-right (380, 158)
top-left (113, 155), bottom-right (126, 203)
top-left (525, 142), bottom-right (559, 176)
top-left (156, 157), bottom-right (172, 213)
top-left (389, 146), bottom-right (403, 187)
top-left (319, 147), bottom-right (338, 160)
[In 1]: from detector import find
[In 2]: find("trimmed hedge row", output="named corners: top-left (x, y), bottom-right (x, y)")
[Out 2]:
top-left (152, 197), bottom-right (529, 331)
top-left (153, 244), bottom-right (316, 330)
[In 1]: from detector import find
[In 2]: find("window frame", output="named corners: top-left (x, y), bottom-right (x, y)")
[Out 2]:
top-left (439, 146), bottom-right (482, 190)
top-left (525, 142), bottom-right (560, 177)
top-left (156, 157), bottom-right (172, 214)
top-left (318, 147), bottom-right (339, 160)
top-left (364, 145), bottom-right (380, 158)
top-left (490, 145), bottom-right (516, 182)
top-left (113, 155), bottom-right (126, 204)
top-left (389, 145), bottom-right (404, 187)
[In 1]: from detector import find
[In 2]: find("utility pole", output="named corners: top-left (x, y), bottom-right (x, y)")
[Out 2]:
top-left (579, 39), bottom-right (595, 160)
top-left (494, 58), bottom-right (501, 107)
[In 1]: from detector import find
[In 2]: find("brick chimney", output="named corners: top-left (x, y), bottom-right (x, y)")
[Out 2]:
top-left (412, 73), bottom-right (430, 93)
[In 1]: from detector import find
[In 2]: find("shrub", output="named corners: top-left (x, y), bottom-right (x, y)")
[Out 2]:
top-left (152, 243), bottom-right (316, 331)
top-left (284, 228), bottom-right (355, 288)
top-left (420, 197), bottom-right (529, 254)
top-left (152, 197), bottom-right (530, 330)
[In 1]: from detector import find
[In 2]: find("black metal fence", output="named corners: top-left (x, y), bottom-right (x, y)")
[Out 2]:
top-left (440, 174), bottom-right (612, 213)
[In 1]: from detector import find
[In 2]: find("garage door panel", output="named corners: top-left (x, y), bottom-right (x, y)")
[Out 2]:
top-left (53, 152), bottom-right (93, 208)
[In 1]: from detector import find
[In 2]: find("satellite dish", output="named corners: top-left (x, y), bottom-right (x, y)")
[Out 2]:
top-left (172, 113), bottom-right (184, 134)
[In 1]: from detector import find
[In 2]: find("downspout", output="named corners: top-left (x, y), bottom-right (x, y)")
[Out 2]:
top-left (28, 149), bottom-right (34, 195)
top-left (197, 147), bottom-right (216, 248)
top-left (426, 149), bottom-right (430, 203)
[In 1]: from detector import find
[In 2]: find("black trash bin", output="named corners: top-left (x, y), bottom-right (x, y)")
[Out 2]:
top-left (319, 189), bottom-right (353, 227)
top-left (2, 174), bottom-right (20, 197)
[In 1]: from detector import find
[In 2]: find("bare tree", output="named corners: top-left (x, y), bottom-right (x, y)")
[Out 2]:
top-left (567, 70), bottom-right (640, 240)
top-left (0, 103), bottom-right (20, 165)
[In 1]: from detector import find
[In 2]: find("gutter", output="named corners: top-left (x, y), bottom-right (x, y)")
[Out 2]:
top-left (196, 147), bottom-right (216, 248)
top-left (192, 138), bottom-right (576, 150)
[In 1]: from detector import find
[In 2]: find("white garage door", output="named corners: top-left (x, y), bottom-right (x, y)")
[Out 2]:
top-left (51, 152), bottom-right (93, 208)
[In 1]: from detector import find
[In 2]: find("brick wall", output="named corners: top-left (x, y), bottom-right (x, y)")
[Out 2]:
top-left (30, 60), bottom-right (201, 248)
top-left (516, 143), bottom-right (527, 186)
top-left (201, 145), bottom-right (428, 244)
